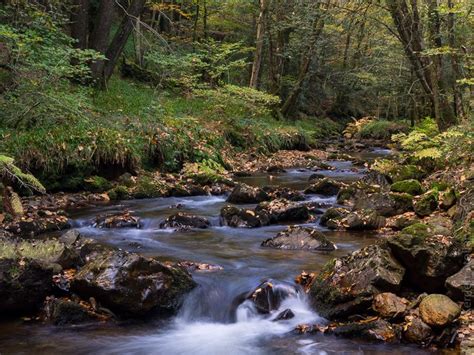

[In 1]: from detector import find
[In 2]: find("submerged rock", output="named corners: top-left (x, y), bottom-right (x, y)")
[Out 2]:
top-left (419, 294), bottom-right (461, 327)
top-left (273, 308), bottom-right (295, 321)
top-left (71, 250), bottom-right (195, 317)
top-left (220, 205), bottom-right (269, 228)
top-left (304, 178), bottom-right (342, 196)
top-left (246, 280), bottom-right (298, 314)
top-left (255, 198), bottom-right (309, 223)
top-left (309, 244), bottom-right (405, 319)
top-left (261, 226), bottom-right (336, 251)
top-left (226, 184), bottom-right (269, 204)
top-left (387, 227), bottom-right (466, 292)
top-left (159, 212), bottom-right (211, 230)
top-left (43, 297), bottom-right (111, 325)
top-left (93, 211), bottom-right (141, 229)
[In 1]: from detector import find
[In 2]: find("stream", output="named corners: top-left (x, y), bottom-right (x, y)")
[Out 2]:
top-left (0, 148), bottom-right (431, 354)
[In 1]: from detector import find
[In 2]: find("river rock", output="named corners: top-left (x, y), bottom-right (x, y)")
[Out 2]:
top-left (255, 199), bottom-right (309, 223)
top-left (309, 244), bottom-right (405, 319)
top-left (159, 212), bottom-right (211, 230)
top-left (273, 308), bottom-right (295, 321)
top-left (246, 280), bottom-right (298, 314)
top-left (320, 207), bottom-right (350, 228)
top-left (261, 226), bottom-right (336, 251)
top-left (43, 297), bottom-right (109, 325)
top-left (0, 258), bottom-right (54, 315)
top-left (329, 319), bottom-right (397, 342)
top-left (361, 171), bottom-right (391, 188)
top-left (353, 192), bottom-right (413, 217)
top-left (263, 186), bottom-right (306, 202)
top-left (304, 178), bottom-right (342, 196)
top-left (387, 226), bottom-right (466, 292)
top-left (93, 211), bottom-right (141, 229)
top-left (220, 205), bottom-right (269, 228)
top-left (372, 292), bottom-right (408, 318)
top-left (71, 250), bottom-right (195, 317)
top-left (388, 164), bottom-right (425, 182)
top-left (446, 259), bottom-right (474, 301)
top-left (403, 317), bottom-right (432, 343)
top-left (390, 179), bottom-right (423, 196)
top-left (308, 173), bottom-right (325, 182)
top-left (413, 191), bottom-right (438, 217)
top-left (226, 184), bottom-right (269, 204)
top-left (419, 294), bottom-right (461, 327)
top-left (341, 209), bottom-right (386, 230)
top-left (439, 188), bottom-right (456, 210)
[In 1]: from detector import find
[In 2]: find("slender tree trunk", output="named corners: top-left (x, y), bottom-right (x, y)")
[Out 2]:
top-left (249, 0), bottom-right (268, 89)
top-left (134, 15), bottom-right (143, 66)
top-left (70, 0), bottom-right (89, 49)
top-left (193, 3), bottom-right (200, 42)
top-left (203, 0), bottom-right (208, 40)
top-left (89, 0), bottom-right (115, 80)
top-left (447, 0), bottom-right (465, 120)
top-left (102, 0), bottom-right (148, 83)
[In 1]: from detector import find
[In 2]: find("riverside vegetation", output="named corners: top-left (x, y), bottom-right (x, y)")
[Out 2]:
top-left (0, 1), bottom-right (473, 354)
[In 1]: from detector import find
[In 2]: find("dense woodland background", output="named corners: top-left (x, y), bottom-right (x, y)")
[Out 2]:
top-left (0, 0), bottom-right (472, 188)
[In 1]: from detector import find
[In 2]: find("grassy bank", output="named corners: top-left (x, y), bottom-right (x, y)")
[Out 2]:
top-left (0, 76), bottom-right (341, 190)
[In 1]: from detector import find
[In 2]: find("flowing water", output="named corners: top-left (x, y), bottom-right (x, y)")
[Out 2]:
top-left (0, 148), bottom-right (430, 354)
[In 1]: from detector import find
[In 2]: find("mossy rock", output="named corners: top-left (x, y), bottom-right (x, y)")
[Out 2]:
top-left (414, 191), bottom-right (438, 217)
top-left (132, 176), bottom-right (168, 199)
top-left (83, 176), bottom-right (112, 193)
top-left (399, 223), bottom-right (430, 245)
top-left (108, 185), bottom-right (130, 201)
top-left (389, 165), bottom-right (425, 182)
top-left (391, 179), bottom-right (423, 196)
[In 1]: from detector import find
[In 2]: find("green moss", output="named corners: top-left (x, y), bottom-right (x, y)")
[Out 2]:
top-left (0, 239), bottom-right (65, 262)
top-left (83, 176), bottom-right (112, 192)
top-left (430, 181), bottom-right (449, 192)
top-left (390, 165), bottom-right (425, 182)
top-left (108, 185), bottom-right (130, 201)
top-left (400, 223), bottom-right (430, 245)
top-left (391, 179), bottom-right (423, 195)
top-left (132, 175), bottom-right (168, 199)
top-left (414, 191), bottom-right (438, 217)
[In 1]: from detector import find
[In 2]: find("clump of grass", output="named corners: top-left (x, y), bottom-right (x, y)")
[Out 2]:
top-left (358, 120), bottom-right (408, 140)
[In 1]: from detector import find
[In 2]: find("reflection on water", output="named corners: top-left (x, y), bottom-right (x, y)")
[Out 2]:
top-left (0, 150), bottom-right (429, 354)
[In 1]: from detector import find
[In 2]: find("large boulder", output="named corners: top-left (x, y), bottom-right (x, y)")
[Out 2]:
top-left (261, 226), bottom-right (336, 251)
top-left (388, 164), bottom-right (425, 182)
top-left (159, 212), bottom-right (210, 230)
top-left (71, 250), bottom-right (195, 317)
top-left (0, 258), bottom-right (55, 316)
top-left (220, 205), bottom-right (270, 228)
top-left (419, 294), bottom-right (461, 327)
top-left (309, 244), bottom-right (405, 319)
top-left (255, 199), bottom-right (309, 223)
top-left (387, 225), bottom-right (466, 292)
top-left (226, 184), bottom-right (269, 204)
top-left (445, 259), bottom-right (473, 301)
top-left (305, 178), bottom-right (343, 196)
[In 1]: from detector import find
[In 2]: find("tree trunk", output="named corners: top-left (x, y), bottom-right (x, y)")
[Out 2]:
top-left (249, 0), bottom-right (268, 89)
top-left (203, 0), bottom-right (208, 40)
top-left (89, 0), bottom-right (115, 80)
top-left (102, 0), bottom-right (148, 83)
top-left (70, 0), bottom-right (89, 49)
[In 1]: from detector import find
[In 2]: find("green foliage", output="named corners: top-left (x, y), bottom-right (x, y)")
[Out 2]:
top-left (358, 120), bottom-right (408, 140)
